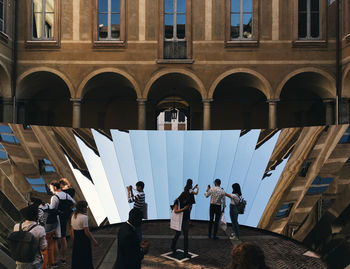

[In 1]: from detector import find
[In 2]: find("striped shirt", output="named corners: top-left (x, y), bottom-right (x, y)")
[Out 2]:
top-left (128, 191), bottom-right (145, 209)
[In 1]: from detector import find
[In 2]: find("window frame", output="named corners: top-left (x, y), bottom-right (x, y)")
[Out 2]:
top-left (225, 0), bottom-right (259, 47)
top-left (293, 0), bottom-right (327, 47)
top-left (0, 0), bottom-right (5, 34)
top-left (92, 0), bottom-right (126, 48)
top-left (0, 0), bottom-right (8, 43)
top-left (344, 0), bottom-right (350, 42)
top-left (158, 0), bottom-right (193, 61)
top-left (26, 0), bottom-right (61, 48)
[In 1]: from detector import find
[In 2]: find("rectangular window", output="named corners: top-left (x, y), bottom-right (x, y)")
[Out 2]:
top-left (225, 0), bottom-right (258, 47)
top-left (93, 0), bottom-right (125, 47)
top-left (32, 0), bottom-right (55, 40)
top-left (26, 0), bottom-right (60, 48)
top-left (0, 0), bottom-right (5, 33)
top-left (339, 126), bottom-right (350, 144)
top-left (98, 0), bottom-right (121, 40)
top-left (25, 177), bottom-right (48, 193)
top-left (276, 203), bottom-right (293, 219)
top-left (230, 0), bottom-right (253, 40)
top-left (39, 158), bottom-right (56, 174)
top-left (164, 0), bottom-right (187, 59)
top-left (298, 0), bottom-right (320, 39)
top-left (0, 125), bottom-right (20, 144)
top-left (306, 176), bottom-right (333, 195)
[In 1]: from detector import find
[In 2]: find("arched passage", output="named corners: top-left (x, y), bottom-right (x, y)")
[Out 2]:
top-left (277, 70), bottom-right (335, 127)
top-left (146, 72), bottom-right (204, 130)
top-left (210, 71), bottom-right (270, 129)
top-left (80, 72), bottom-right (139, 129)
top-left (17, 71), bottom-right (72, 126)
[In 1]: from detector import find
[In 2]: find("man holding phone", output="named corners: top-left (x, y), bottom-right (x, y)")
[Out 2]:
top-left (205, 179), bottom-right (226, 240)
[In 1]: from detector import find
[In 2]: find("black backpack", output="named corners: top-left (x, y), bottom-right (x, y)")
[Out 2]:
top-left (56, 193), bottom-right (74, 219)
top-left (7, 223), bottom-right (38, 263)
top-left (236, 196), bottom-right (247, 214)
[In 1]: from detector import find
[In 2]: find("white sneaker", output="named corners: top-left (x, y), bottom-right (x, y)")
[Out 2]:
top-left (230, 234), bottom-right (238, 240)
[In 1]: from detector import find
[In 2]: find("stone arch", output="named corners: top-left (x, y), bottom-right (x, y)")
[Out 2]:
top-left (16, 68), bottom-right (73, 127)
top-left (17, 67), bottom-right (74, 98)
top-left (208, 68), bottom-right (273, 99)
top-left (276, 67), bottom-right (336, 99)
top-left (0, 61), bottom-right (11, 98)
top-left (144, 68), bottom-right (206, 100)
top-left (277, 68), bottom-right (336, 127)
top-left (76, 68), bottom-right (141, 99)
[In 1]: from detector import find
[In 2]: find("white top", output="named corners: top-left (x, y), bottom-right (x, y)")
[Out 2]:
top-left (13, 221), bottom-right (47, 264)
top-left (49, 191), bottom-right (75, 210)
top-left (71, 213), bottom-right (89, 230)
top-left (227, 193), bottom-right (240, 205)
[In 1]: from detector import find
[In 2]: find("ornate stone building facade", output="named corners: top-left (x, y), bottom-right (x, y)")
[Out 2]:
top-left (0, 0), bottom-right (349, 130)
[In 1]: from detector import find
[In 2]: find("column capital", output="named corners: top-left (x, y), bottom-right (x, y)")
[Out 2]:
top-left (322, 98), bottom-right (335, 104)
top-left (137, 98), bottom-right (147, 103)
top-left (266, 98), bottom-right (280, 104)
top-left (70, 98), bottom-right (82, 103)
top-left (202, 99), bottom-right (213, 104)
top-left (2, 97), bottom-right (13, 105)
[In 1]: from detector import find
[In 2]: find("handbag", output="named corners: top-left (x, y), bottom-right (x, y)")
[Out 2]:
top-left (219, 213), bottom-right (227, 231)
top-left (170, 200), bottom-right (183, 231)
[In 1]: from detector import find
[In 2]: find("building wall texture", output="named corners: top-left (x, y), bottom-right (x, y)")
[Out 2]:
top-left (0, 1), bottom-right (349, 130)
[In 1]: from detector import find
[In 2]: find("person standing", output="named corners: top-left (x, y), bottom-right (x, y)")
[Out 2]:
top-left (59, 178), bottom-right (76, 199)
top-left (225, 183), bottom-right (242, 240)
top-left (71, 201), bottom-right (98, 269)
top-left (114, 208), bottom-right (149, 269)
top-left (49, 180), bottom-right (75, 266)
top-left (184, 179), bottom-right (198, 215)
top-left (12, 204), bottom-right (47, 269)
top-left (205, 179), bottom-right (226, 240)
top-left (170, 191), bottom-right (192, 259)
top-left (127, 181), bottom-right (145, 241)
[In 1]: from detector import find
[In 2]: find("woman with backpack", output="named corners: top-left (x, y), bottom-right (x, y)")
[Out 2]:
top-left (225, 183), bottom-right (242, 240)
top-left (71, 201), bottom-right (98, 269)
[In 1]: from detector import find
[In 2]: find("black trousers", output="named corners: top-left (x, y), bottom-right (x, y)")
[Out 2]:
top-left (171, 219), bottom-right (189, 254)
top-left (208, 204), bottom-right (221, 238)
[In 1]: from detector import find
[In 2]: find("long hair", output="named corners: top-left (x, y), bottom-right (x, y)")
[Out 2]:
top-left (232, 183), bottom-right (242, 196)
top-left (184, 179), bottom-right (193, 192)
top-left (74, 200), bottom-right (88, 219)
top-left (230, 242), bottom-right (268, 269)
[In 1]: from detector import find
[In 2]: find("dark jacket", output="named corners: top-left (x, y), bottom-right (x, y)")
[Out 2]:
top-left (114, 222), bottom-right (142, 269)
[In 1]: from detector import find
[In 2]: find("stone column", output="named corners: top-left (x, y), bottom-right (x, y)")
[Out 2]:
top-left (137, 98), bottom-right (147, 130)
top-left (203, 99), bottom-right (213, 130)
top-left (324, 99), bottom-right (334, 125)
top-left (267, 99), bottom-right (278, 129)
top-left (71, 98), bottom-right (82, 128)
top-left (2, 98), bottom-right (13, 123)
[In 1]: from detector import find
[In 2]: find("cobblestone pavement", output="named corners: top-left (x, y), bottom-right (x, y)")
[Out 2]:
top-left (54, 221), bottom-right (328, 269)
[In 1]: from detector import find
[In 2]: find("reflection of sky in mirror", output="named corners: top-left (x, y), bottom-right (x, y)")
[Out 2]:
top-left (75, 135), bottom-right (120, 224)
top-left (65, 155), bottom-right (106, 226)
top-left (76, 130), bottom-right (284, 227)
